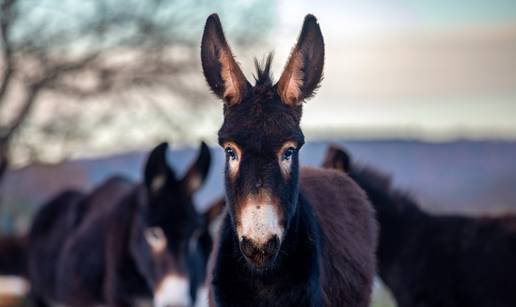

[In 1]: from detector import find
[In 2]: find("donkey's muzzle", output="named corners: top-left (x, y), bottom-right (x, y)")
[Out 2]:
top-left (240, 235), bottom-right (280, 267)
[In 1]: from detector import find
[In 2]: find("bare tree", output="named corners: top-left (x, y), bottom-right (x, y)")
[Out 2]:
top-left (0, 0), bottom-right (274, 183)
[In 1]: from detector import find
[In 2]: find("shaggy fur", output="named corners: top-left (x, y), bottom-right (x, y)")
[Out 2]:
top-left (324, 144), bottom-right (516, 307)
top-left (300, 167), bottom-right (377, 306)
top-left (207, 168), bottom-right (377, 307)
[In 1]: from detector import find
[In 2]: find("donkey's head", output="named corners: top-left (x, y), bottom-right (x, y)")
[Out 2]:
top-left (130, 142), bottom-right (216, 307)
top-left (201, 14), bottom-right (324, 269)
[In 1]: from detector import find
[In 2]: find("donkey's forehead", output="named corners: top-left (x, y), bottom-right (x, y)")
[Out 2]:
top-left (144, 199), bottom-right (202, 235)
top-left (219, 96), bottom-right (304, 148)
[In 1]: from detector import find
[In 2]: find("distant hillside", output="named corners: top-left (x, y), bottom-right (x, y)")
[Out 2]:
top-left (1, 140), bottom-right (516, 232)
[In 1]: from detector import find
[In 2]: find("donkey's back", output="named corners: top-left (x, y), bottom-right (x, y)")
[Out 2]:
top-left (300, 167), bottom-right (377, 307)
top-left (56, 176), bottom-right (135, 306)
top-left (428, 214), bottom-right (516, 307)
top-left (27, 189), bottom-right (86, 303)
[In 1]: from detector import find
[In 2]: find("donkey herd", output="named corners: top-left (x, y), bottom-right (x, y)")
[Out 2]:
top-left (0, 13), bottom-right (515, 307)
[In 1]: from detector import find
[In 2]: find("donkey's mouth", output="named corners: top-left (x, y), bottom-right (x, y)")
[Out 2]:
top-left (239, 235), bottom-right (280, 269)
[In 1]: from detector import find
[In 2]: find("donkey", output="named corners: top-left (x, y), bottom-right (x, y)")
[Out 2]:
top-left (27, 142), bottom-right (218, 307)
top-left (201, 14), bottom-right (377, 307)
top-left (324, 144), bottom-right (516, 307)
top-left (54, 142), bottom-right (219, 307)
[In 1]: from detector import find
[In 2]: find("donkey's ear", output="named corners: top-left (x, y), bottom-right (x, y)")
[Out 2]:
top-left (201, 14), bottom-right (250, 106)
top-left (203, 196), bottom-right (225, 226)
top-left (322, 144), bottom-right (351, 174)
top-left (277, 14), bottom-right (324, 106)
top-left (182, 141), bottom-right (211, 194)
top-left (144, 142), bottom-right (177, 194)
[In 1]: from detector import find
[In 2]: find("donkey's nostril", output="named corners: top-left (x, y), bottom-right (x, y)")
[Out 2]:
top-left (240, 235), bottom-right (280, 267)
top-left (240, 236), bottom-right (259, 259)
top-left (264, 235), bottom-right (280, 255)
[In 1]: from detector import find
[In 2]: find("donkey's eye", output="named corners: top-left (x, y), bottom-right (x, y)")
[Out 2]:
top-left (225, 146), bottom-right (237, 161)
top-left (282, 147), bottom-right (297, 161)
top-left (144, 227), bottom-right (167, 253)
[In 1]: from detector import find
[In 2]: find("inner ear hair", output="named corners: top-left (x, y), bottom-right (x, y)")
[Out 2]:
top-left (183, 141), bottom-right (211, 194)
top-left (151, 174), bottom-right (166, 194)
top-left (277, 14), bottom-right (324, 106)
top-left (144, 142), bottom-right (177, 193)
top-left (218, 49), bottom-right (248, 105)
top-left (201, 13), bottom-right (249, 106)
top-left (277, 51), bottom-right (304, 105)
top-left (322, 144), bottom-right (352, 174)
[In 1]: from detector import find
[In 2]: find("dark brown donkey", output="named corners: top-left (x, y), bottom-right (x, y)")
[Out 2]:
top-left (29, 142), bottom-right (219, 307)
top-left (324, 144), bottom-right (516, 307)
top-left (201, 14), bottom-right (377, 307)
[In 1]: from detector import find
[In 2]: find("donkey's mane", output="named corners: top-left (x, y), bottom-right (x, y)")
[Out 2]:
top-left (353, 164), bottom-right (393, 192)
top-left (352, 163), bottom-right (422, 214)
top-left (253, 53), bottom-right (274, 88)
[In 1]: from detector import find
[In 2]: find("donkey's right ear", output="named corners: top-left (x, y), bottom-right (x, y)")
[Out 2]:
top-left (203, 196), bottom-right (225, 226)
top-left (201, 13), bottom-right (250, 107)
top-left (144, 142), bottom-right (177, 194)
top-left (322, 144), bottom-right (351, 174)
top-left (277, 14), bottom-right (324, 106)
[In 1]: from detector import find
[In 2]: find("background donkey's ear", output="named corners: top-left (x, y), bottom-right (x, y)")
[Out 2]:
top-left (203, 196), bottom-right (225, 226)
top-left (277, 14), bottom-right (324, 106)
top-left (182, 141), bottom-right (211, 194)
top-left (144, 142), bottom-right (176, 194)
top-left (201, 14), bottom-right (249, 106)
top-left (322, 144), bottom-right (351, 174)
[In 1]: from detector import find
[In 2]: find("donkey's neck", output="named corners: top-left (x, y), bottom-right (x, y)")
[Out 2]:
top-left (350, 166), bottom-right (427, 231)
top-left (350, 168), bottom-right (429, 284)
top-left (212, 195), bottom-right (323, 306)
top-left (374, 192), bottom-right (428, 272)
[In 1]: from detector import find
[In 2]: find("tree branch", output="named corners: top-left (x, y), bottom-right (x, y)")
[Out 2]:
top-left (0, 139), bottom-right (7, 187)
top-left (0, 82), bottom-right (43, 144)
top-left (0, 0), bottom-right (271, 169)
top-left (0, 0), bottom-right (16, 106)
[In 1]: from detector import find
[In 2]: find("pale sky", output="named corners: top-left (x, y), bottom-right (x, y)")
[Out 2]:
top-left (226, 0), bottom-right (516, 140)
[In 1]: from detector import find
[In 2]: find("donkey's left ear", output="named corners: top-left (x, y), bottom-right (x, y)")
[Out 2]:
top-left (277, 14), bottom-right (324, 106)
top-left (183, 141), bottom-right (211, 194)
top-left (144, 142), bottom-right (177, 194)
top-left (201, 14), bottom-right (250, 107)
top-left (322, 144), bottom-right (351, 174)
